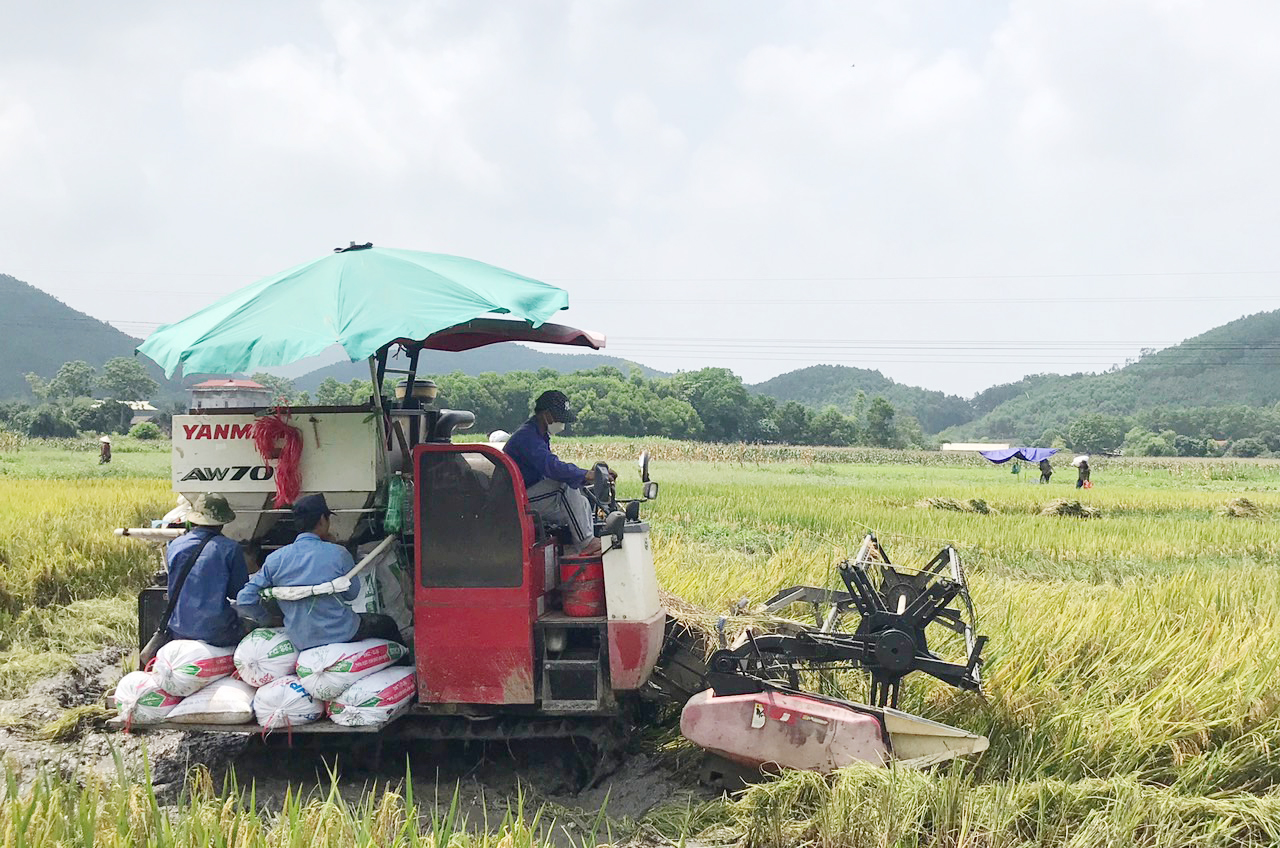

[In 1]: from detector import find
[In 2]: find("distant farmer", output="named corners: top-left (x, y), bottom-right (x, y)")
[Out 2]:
top-left (165, 493), bottom-right (249, 647)
top-left (1039, 458), bottom-right (1053, 484)
top-left (235, 493), bottom-right (402, 649)
top-left (504, 390), bottom-right (611, 556)
top-left (1076, 457), bottom-right (1091, 489)
top-left (99, 435), bottom-right (112, 464)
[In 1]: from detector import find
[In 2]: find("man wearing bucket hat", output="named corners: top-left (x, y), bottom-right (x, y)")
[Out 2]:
top-left (504, 389), bottom-right (610, 556)
top-left (163, 492), bottom-right (249, 647)
top-left (235, 493), bottom-right (403, 649)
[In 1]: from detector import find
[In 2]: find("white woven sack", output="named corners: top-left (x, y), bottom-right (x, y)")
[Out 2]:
top-left (233, 627), bottom-right (299, 687)
top-left (153, 639), bottom-right (235, 696)
top-left (167, 678), bottom-right (255, 725)
top-left (329, 666), bottom-right (416, 727)
top-left (114, 671), bottom-right (182, 725)
top-left (351, 542), bottom-right (413, 632)
top-left (295, 639), bottom-right (406, 701)
top-left (253, 675), bottom-right (325, 730)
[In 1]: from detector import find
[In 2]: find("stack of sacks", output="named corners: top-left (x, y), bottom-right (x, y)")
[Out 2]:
top-left (115, 639), bottom-right (248, 725)
top-left (297, 639), bottom-right (417, 725)
top-left (296, 639), bottom-right (407, 701)
top-left (113, 636), bottom-right (415, 730)
top-left (254, 638), bottom-right (411, 730)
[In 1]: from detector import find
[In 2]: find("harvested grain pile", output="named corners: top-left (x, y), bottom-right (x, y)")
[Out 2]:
top-left (917, 497), bottom-right (991, 514)
top-left (1218, 497), bottom-right (1262, 519)
top-left (918, 496), bottom-right (966, 511)
top-left (1040, 499), bottom-right (1102, 519)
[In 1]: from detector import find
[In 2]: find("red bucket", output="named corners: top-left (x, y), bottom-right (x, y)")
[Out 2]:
top-left (560, 558), bottom-right (606, 617)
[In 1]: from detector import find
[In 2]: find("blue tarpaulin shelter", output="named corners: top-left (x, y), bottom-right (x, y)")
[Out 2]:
top-left (979, 447), bottom-right (1059, 464)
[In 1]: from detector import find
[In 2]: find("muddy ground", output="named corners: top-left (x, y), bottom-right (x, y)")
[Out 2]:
top-left (0, 649), bottom-right (719, 846)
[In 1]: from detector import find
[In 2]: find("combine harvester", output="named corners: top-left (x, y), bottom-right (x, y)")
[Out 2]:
top-left (115, 244), bottom-right (988, 778)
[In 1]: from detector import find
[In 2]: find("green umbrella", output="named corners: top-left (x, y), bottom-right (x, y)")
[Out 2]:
top-left (137, 244), bottom-right (569, 377)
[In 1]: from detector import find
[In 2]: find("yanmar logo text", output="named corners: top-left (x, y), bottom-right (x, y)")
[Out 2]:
top-left (182, 423), bottom-right (252, 440)
top-left (179, 466), bottom-right (274, 482)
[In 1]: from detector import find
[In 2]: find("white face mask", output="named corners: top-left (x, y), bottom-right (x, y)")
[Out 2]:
top-left (547, 421), bottom-right (565, 436)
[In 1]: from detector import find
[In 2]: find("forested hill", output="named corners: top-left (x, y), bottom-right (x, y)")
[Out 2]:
top-left (294, 344), bottom-right (665, 391)
top-left (752, 364), bottom-right (975, 433)
top-left (949, 308), bottom-right (1280, 441)
top-left (0, 274), bottom-right (156, 398)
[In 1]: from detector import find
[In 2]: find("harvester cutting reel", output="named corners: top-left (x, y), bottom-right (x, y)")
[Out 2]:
top-left (706, 533), bottom-right (986, 710)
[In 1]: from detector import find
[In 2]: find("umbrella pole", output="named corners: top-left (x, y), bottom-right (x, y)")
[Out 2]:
top-left (369, 354), bottom-right (389, 449)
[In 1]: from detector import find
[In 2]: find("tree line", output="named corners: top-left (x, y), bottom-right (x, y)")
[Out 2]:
top-left (299, 366), bottom-right (930, 448)
top-left (0, 358), bottom-right (165, 438)
top-left (1, 360), bottom-right (927, 448)
top-left (10, 357), bottom-right (1280, 457)
top-left (1044, 406), bottom-right (1280, 457)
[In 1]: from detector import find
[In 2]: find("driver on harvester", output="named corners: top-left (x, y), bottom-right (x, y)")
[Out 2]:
top-left (504, 390), bottom-right (612, 557)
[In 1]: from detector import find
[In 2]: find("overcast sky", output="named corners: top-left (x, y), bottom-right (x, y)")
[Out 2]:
top-left (4, 0), bottom-right (1280, 396)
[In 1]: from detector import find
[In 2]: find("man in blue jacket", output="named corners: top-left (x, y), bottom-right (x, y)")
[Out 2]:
top-left (504, 390), bottom-right (607, 556)
top-left (235, 494), bottom-right (402, 650)
top-left (166, 492), bottom-right (249, 647)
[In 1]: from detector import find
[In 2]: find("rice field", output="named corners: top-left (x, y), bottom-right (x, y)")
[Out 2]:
top-left (5, 440), bottom-right (1280, 845)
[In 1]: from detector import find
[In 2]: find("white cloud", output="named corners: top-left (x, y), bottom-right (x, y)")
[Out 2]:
top-left (0, 95), bottom-right (67, 209)
top-left (2, 0), bottom-right (1280, 395)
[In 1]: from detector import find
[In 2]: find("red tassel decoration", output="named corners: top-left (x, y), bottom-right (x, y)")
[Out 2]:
top-left (251, 408), bottom-right (304, 507)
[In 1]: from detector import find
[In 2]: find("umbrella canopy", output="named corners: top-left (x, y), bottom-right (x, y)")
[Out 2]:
top-left (137, 245), bottom-right (570, 377)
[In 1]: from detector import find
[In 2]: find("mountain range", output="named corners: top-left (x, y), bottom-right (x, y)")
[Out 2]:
top-left (0, 274), bottom-right (171, 398)
top-left (6, 271), bottom-right (1280, 440)
top-left (751, 365), bottom-right (974, 434)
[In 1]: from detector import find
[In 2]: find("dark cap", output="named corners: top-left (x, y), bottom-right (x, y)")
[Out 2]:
top-left (534, 389), bottom-right (577, 423)
top-left (292, 493), bottom-right (335, 524)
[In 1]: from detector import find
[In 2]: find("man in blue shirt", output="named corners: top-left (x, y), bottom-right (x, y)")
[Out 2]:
top-left (166, 492), bottom-right (249, 647)
top-left (235, 494), bottom-right (402, 650)
top-left (504, 390), bottom-right (608, 556)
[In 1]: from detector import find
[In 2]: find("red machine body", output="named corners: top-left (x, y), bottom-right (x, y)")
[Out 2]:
top-left (411, 442), bottom-right (663, 714)
top-left (680, 689), bottom-right (889, 773)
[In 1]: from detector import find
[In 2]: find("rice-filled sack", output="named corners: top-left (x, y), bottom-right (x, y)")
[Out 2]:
top-left (233, 627), bottom-right (299, 687)
top-left (253, 675), bottom-right (325, 730)
top-left (114, 671), bottom-right (182, 725)
top-left (153, 639), bottom-right (236, 696)
top-left (296, 639), bottom-right (406, 701)
top-left (167, 678), bottom-right (256, 725)
top-left (329, 666), bottom-right (416, 727)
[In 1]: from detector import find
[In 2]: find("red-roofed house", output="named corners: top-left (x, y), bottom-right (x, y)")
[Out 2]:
top-left (190, 379), bottom-right (273, 410)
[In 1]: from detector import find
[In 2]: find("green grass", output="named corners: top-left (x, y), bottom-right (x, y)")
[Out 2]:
top-left (0, 437), bottom-right (171, 480)
top-left (7, 439), bottom-right (1280, 844)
